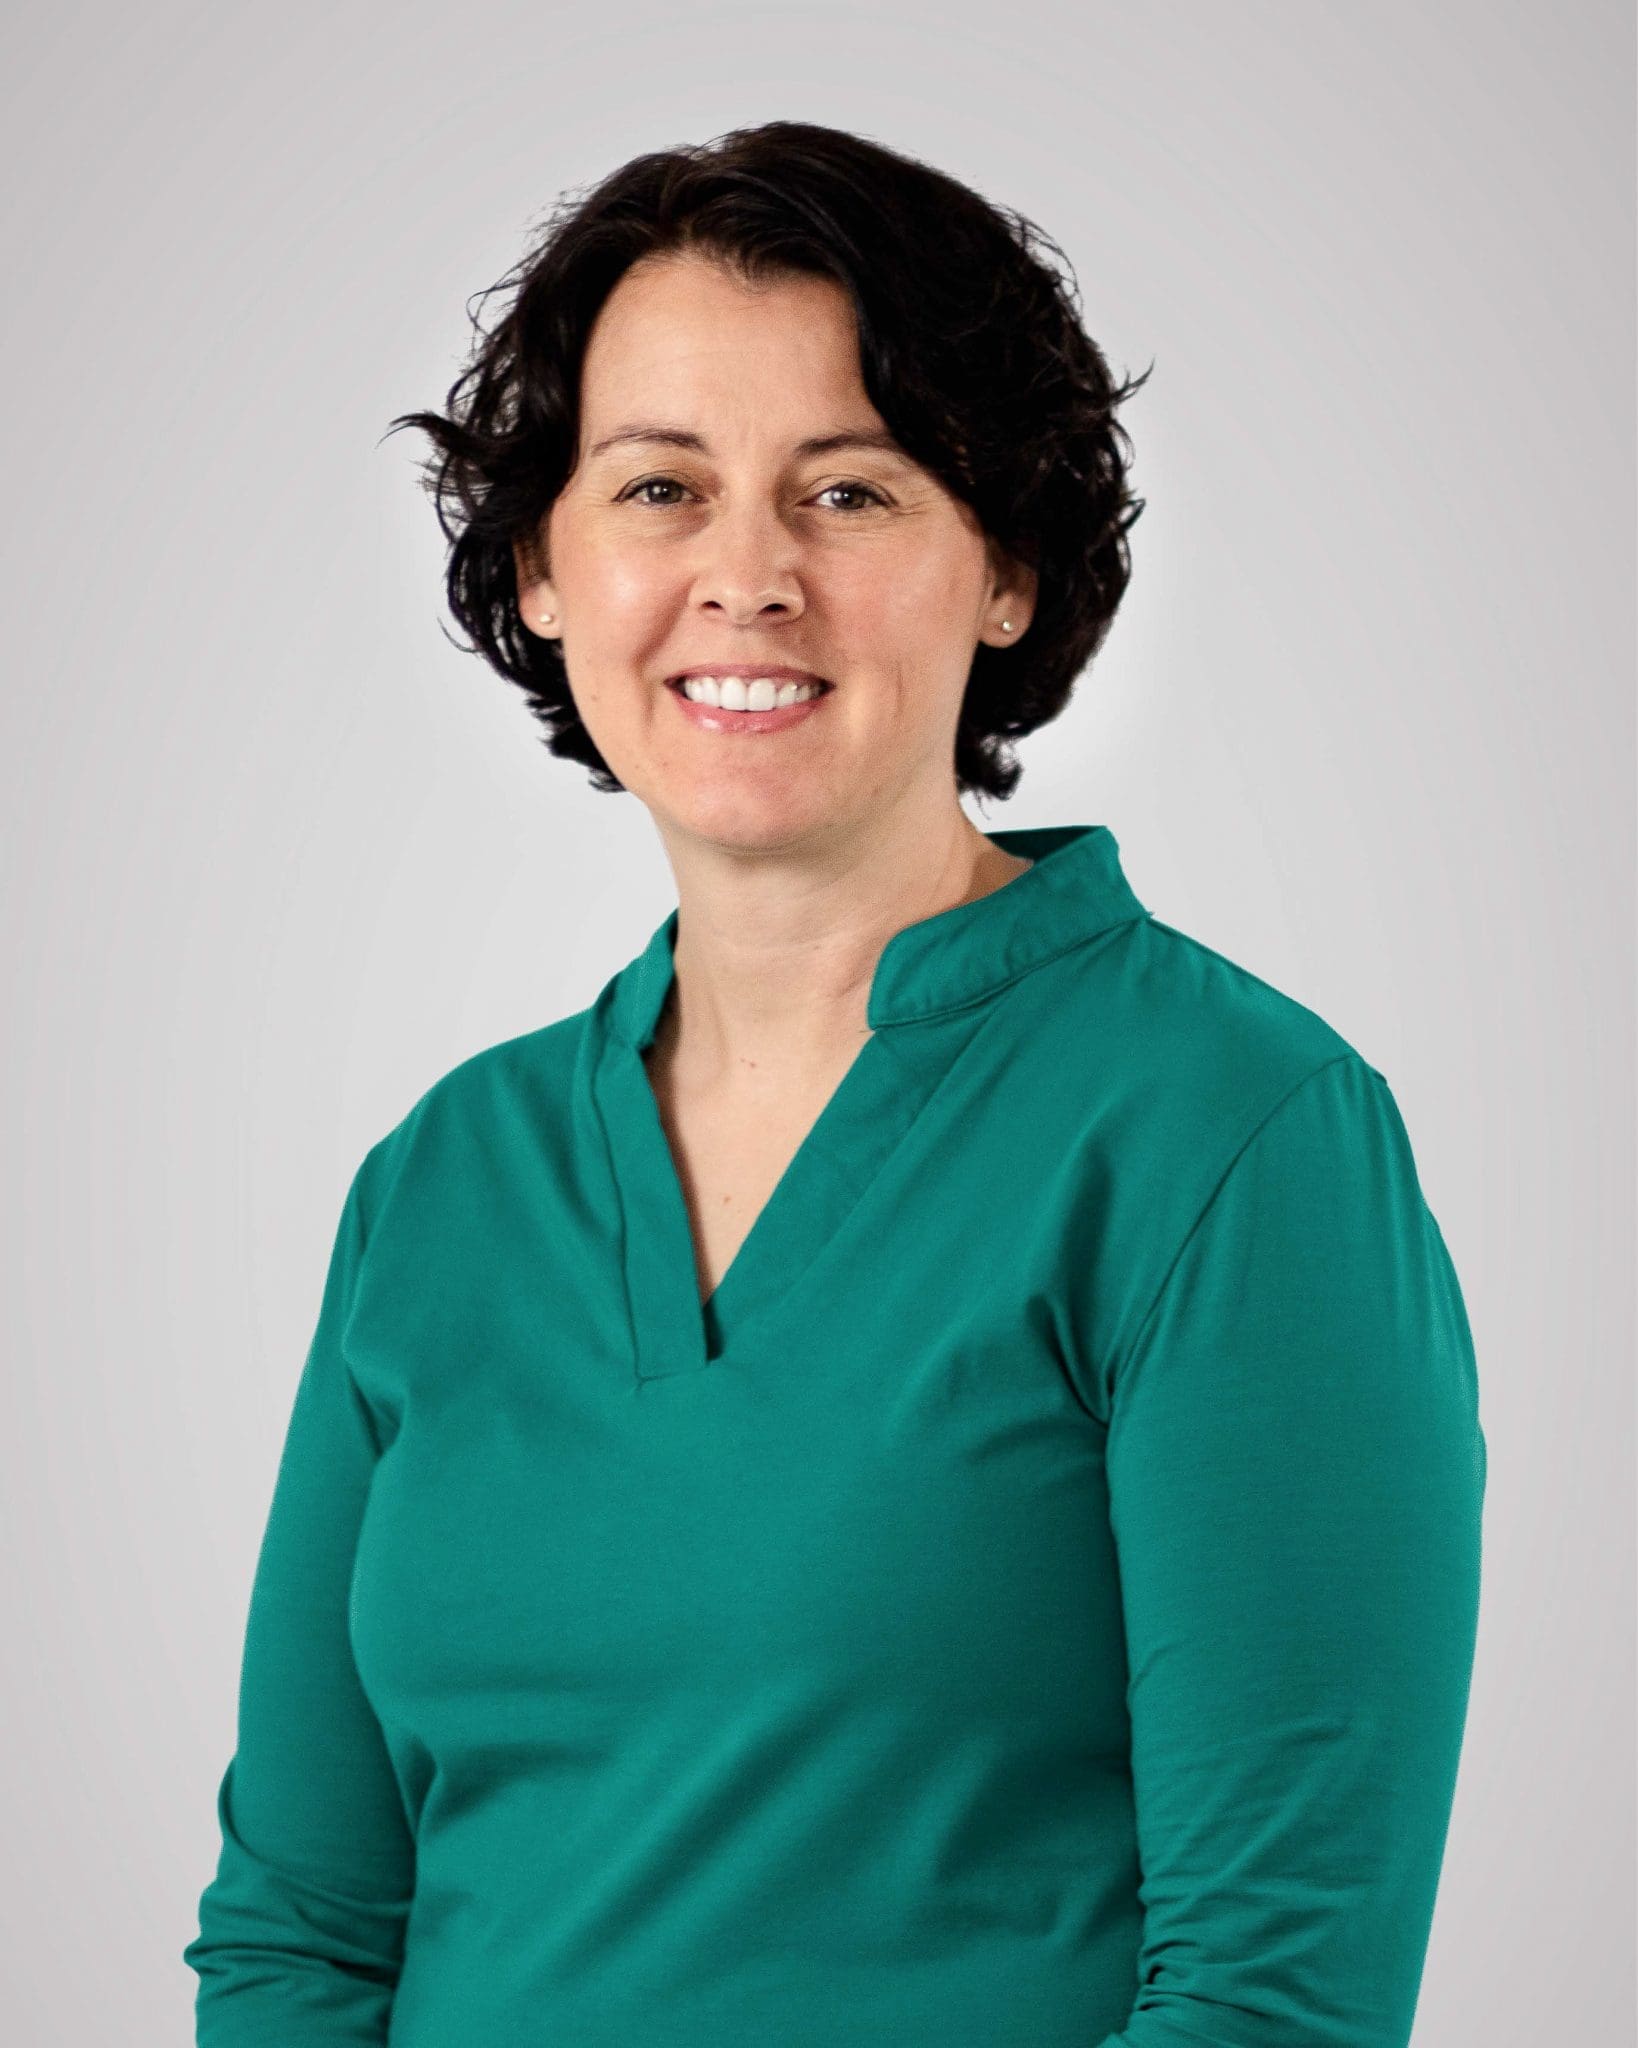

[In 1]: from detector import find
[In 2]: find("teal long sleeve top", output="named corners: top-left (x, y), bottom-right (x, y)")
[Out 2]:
top-left (184, 821), bottom-right (1486, 2048)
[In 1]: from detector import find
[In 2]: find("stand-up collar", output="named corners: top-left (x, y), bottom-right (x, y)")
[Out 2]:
top-left (606, 823), bottom-right (1150, 1053)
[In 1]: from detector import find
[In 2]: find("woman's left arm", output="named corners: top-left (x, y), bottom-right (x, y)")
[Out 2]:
top-left (1098, 1052), bottom-right (1486, 2048)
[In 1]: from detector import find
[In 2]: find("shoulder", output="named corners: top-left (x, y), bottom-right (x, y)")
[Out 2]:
top-left (350, 1001), bottom-right (599, 1224)
top-left (1039, 913), bottom-right (1432, 1417)
top-left (1128, 912), bottom-right (1365, 1076)
top-left (1042, 907), bottom-right (1382, 1154)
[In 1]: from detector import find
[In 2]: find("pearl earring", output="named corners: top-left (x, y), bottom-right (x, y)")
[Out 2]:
top-left (539, 612), bottom-right (555, 625)
top-left (1000, 620), bottom-right (1014, 633)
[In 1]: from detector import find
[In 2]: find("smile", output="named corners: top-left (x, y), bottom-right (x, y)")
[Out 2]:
top-left (668, 673), bottom-right (831, 709)
top-left (664, 672), bottom-right (834, 735)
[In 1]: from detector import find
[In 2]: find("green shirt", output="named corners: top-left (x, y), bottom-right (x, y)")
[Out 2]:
top-left (184, 821), bottom-right (1486, 2048)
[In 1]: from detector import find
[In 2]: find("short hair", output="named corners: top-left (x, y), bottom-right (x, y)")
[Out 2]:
top-left (387, 119), bottom-right (1150, 802)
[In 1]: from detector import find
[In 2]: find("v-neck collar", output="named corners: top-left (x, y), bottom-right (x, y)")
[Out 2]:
top-left (589, 824), bottom-right (1150, 1382)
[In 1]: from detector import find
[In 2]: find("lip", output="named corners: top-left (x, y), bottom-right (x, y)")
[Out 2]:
top-left (665, 671), bottom-right (833, 736)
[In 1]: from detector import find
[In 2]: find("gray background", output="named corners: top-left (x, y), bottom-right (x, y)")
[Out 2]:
top-left (2, 1), bottom-right (1631, 2040)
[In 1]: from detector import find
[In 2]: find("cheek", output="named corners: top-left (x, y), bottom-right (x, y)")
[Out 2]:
top-left (596, 556), bottom-right (675, 622)
top-left (554, 524), bottom-right (668, 628)
top-left (552, 546), bottom-right (677, 709)
top-left (827, 535), bottom-right (983, 640)
top-left (826, 553), bottom-right (982, 709)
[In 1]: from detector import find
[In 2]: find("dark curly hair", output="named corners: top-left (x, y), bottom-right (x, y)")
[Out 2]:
top-left (386, 119), bottom-right (1150, 803)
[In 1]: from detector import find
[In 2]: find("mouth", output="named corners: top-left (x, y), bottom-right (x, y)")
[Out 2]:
top-left (665, 668), bottom-right (834, 710)
top-left (663, 667), bottom-right (835, 735)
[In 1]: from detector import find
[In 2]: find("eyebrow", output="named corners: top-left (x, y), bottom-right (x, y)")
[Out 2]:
top-left (584, 424), bottom-right (913, 463)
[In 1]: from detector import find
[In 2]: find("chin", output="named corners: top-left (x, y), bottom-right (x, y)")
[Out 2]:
top-left (654, 779), bottom-right (848, 854)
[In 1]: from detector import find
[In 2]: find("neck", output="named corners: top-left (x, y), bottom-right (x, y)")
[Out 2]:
top-left (647, 809), bottom-right (1033, 1090)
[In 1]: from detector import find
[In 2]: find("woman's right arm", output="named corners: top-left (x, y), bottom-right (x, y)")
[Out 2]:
top-left (183, 1153), bottom-right (415, 2046)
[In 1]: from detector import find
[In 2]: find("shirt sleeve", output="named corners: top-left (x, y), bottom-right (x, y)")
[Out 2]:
top-left (183, 1154), bottom-right (415, 2046)
top-left (1096, 1052), bottom-right (1486, 2048)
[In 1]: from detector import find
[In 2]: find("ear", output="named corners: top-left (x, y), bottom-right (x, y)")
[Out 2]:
top-left (513, 528), bottom-right (560, 640)
top-left (980, 539), bottom-right (1039, 648)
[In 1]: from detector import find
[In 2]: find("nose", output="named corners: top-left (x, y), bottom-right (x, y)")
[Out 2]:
top-left (691, 500), bottom-right (805, 625)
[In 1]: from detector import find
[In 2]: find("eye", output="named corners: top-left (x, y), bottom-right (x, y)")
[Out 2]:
top-left (813, 480), bottom-right (889, 512)
top-left (614, 476), bottom-right (891, 512)
top-left (618, 476), bottom-right (693, 506)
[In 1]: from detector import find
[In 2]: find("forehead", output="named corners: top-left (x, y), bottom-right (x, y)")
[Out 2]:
top-left (577, 256), bottom-right (875, 435)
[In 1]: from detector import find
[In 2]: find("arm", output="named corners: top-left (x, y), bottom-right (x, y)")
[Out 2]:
top-left (1097, 1054), bottom-right (1486, 2048)
top-left (183, 1154), bottom-right (415, 2046)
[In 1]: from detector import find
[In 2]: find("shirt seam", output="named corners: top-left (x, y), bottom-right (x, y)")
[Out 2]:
top-left (1102, 1049), bottom-right (1371, 1406)
top-left (341, 1112), bottom-right (424, 1456)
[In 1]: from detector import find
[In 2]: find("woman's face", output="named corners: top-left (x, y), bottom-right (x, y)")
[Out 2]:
top-left (514, 253), bottom-right (1034, 855)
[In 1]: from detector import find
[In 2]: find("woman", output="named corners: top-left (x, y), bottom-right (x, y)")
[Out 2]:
top-left (184, 121), bottom-right (1485, 2047)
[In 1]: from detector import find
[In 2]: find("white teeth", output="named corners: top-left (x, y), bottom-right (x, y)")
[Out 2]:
top-left (679, 675), bottom-right (823, 709)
